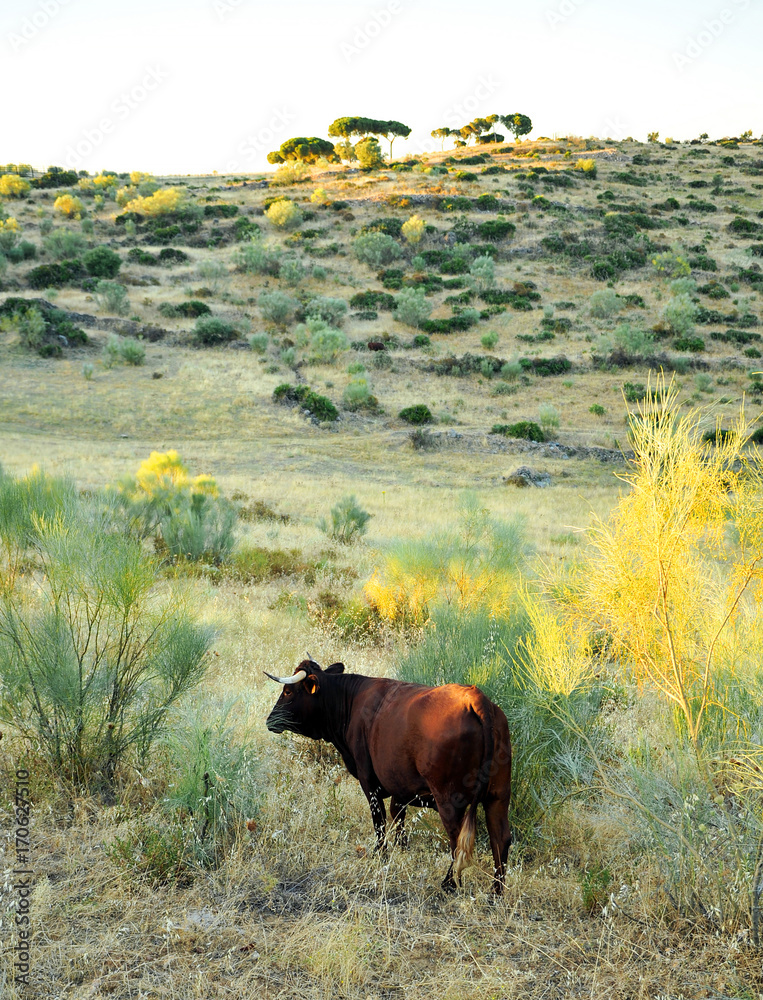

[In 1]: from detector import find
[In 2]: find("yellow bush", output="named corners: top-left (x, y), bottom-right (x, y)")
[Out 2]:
top-left (93, 173), bottom-right (118, 188)
top-left (77, 178), bottom-right (94, 191)
top-left (0, 218), bottom-right (20, 233)
top-left (363, 569), bottom-right (435, 627)
top-left (575, 158), bottom-right (597, 173)
top-left (0, 174), bottom-right (30, 198)
top-left (130, 450), bottom-right (218, 499)
top-left (130, 171), bottom-right (154, 185)
top-left (54, 194), bottom-right (85, 218)
top-left (116, 186), bottom-right (137, 208)
top-left (401, 214), bottom-right (426, 244)
top-left (124, 187), bottom-right (182, 217)
top-left (310, 187), bottom-right (330, 205)
top-left (265, 198), bottom-right (302, 229)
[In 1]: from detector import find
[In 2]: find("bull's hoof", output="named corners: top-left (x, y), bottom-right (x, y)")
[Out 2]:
top-left (441, 878), bottom-right (457, 893)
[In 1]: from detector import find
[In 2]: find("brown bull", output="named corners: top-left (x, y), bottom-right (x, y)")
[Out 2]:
top-left (265, 658), bottom-right (512, 893)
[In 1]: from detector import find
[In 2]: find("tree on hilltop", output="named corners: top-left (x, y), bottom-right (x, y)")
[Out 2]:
top-left (267, 137), bottom-right (338, 165)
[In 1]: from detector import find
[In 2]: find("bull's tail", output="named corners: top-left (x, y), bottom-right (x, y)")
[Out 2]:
top-left (453, 695), bottom-right (495, 879)
top-left (453, 805), bottom-right (477, 878)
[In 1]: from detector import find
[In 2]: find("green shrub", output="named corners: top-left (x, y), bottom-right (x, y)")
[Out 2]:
top-left (234, 237), bottom-right (281, 275)
top-left (481, 330), bottom-right (499, 350)
top-left (588, 289), bottom-right (622, 319)
top-left (95, 280), bottom-right (129, 315)
top-left (538, 403), bottom-right (560, 432)
top-left (27, 260), bottom-right (84, 289)
top-left (394, 286), bottom-right (432, 328)
top-left (248, 332), bottom-right (269, 353)
top-left (84, 245), bottom-right (122, 278)
top-left (118, 337), bottom-right (146, 365)
top-left (610, 322), bottom-right (655, 355)
top-left (354, 232), bottom-right (403, 268)
top-left (273, 383), bottom-right (338, 422)
top-left (318, 495), bottom-right (372, 543)
top-left (43, 229), bottom-right (87, 260)
top-left (589, 403), bottom-right (606, 416)
top-left (306, 296), bottom-right (348, 326)
top-left (279, 256), bottom-right (306, 286)
top-left (399, 404), bottom-right (434, 425)
top-left (491, 421), bottom-right (544, 442)
top-left (0, 305), bottom-right (46, 351)
top-left (0, 474), bottom-right (214, 791)
top-left (350, 290), bottom-right (396, 311)
top-left (661, 294), bottom-right (697, 337)
top-left (192, 316), bottom-right (237, 345)
top-left (258, 290), bottom-right (297, 327)
top-left (477, 220), bottom-right (516, 241)
top-left (470, 254), bottom-right (495, 291)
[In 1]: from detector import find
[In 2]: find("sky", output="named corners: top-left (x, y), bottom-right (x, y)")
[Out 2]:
top-left (2, 0), bottom-right (762, 176)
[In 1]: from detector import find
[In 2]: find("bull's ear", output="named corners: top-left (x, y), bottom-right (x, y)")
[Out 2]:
top-left (325, 662), bottom-right (345, 675)
top-left (304, 673), bottom-right (320, 695)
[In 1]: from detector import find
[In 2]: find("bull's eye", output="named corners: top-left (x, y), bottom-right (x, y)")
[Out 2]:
top-left (283, 688), bottom-right (292, 698)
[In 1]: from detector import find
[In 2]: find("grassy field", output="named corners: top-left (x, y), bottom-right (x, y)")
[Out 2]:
top-left (1, 136), bottom-right (762, 998)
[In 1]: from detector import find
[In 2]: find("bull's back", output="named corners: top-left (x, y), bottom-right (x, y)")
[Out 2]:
top-left (357, 681), bottom-right (501, 800)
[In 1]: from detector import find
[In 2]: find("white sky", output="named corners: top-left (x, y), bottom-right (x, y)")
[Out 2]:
top-left (2, 0), bottom-right (762, 176)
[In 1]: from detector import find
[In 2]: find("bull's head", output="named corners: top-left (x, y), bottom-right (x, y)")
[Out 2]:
top-left (264, 658), bottom-right (345, 737)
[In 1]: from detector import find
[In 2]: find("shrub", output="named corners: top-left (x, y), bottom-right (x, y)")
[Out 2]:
top-left (306, 296), bottom-right (348, 326)
top-left (394, 287), bottom-right (432, 328)
top-left (588, 288), bottom-right (622, 319)
top-left (234, 237), bottom-right (281, 275)
top-left (248, 332), bottom-right (269, 353)
top-left (401, 214), bottom-right (425, 243)
top-left (0, 174), bottom-right (31, 198)
top-left (589, 403), bottom-right (606, 416)
top-left (652, 250), bottom-right (691, 278)
top-left (481, 330), bottom-right (499, 350)
top-left (355, 136), bottom-right (385, 170)
top-left (0, 472), bottom-right (214, 791)
top-left (192, 316), bottom-right (237, 345)
top-left (306, 319), bottom-right (350, 363)
top-left (119, 337), bottom-right (146, 365)
top-left (728, 216), bottom-right (761, 237)
top-left (266, 198), bottom-right (303, 229)
top-left (470, 254), bottom-right (495, 291)
top-left (610, 322), bottom-right (655, 355)
top-left (491, 421), bottom-right (544, 442)
top-left (118, 450), bottom-right (237, 565)
top-left (0, 305), bottom-right (46, 350)
top-left (538, 403), bottom-right (560, 432)
top-left (273, 382), bottom-right (338, 421)
top-left (258, 289), bottom-right (297, 327)
top-left (477, 219), bottom-right (516, 241)
top-left (318, 495), bottom-right (372, 543)
top-left (84, 245), bottom-right (122, 278)
top-left (53, 194), bottom-right (85, 218)
top-left (674, 336), bottom-right (705, 352)
top-left (196, 260), bottom-right (228, 293)
top-left (354, 232), bottom-right (403, 268)
top-left (661, 294), bottom-right (697, 337)
top-left (43, 229), bottom-right (87, 260)
top-left (342, 377), bottom-right (377, 411)
top-left (399, 404), bottom-right (434, 425)
top-left (575, 158), bottom-right (597, 178)
top-left (123, 187), bottom-right (183, 216)
top-left (279, 256), bottom-right (306, 286)
top-left (94, 280), bottom-right (129, 315)
top-left (350, 290), bottom-right (396, 311)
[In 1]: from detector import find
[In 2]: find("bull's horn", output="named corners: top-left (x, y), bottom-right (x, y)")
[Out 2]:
top-left (264, 669), bottom-right (307, 685)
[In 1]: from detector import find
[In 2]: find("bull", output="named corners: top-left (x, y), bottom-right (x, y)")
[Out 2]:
top-left (265, 658), bottom-right (512, 893)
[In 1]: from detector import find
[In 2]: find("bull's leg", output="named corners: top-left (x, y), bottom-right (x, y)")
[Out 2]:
top-left (484, 797), bottom-right (512, 895)
top-left (364, 786), bottom-right (388, 853)
top-left (389, 798), bottom-right (408, 849)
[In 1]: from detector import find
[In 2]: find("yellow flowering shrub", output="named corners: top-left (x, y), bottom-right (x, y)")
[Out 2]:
top-left (401, 214), bottom-right (425, 244)
top-left (0, 174), bottom-right (31, 198)
top-left (124, 187), bottom-right (183, 216)
top-left (53, 194), bottom-right (85, 218)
